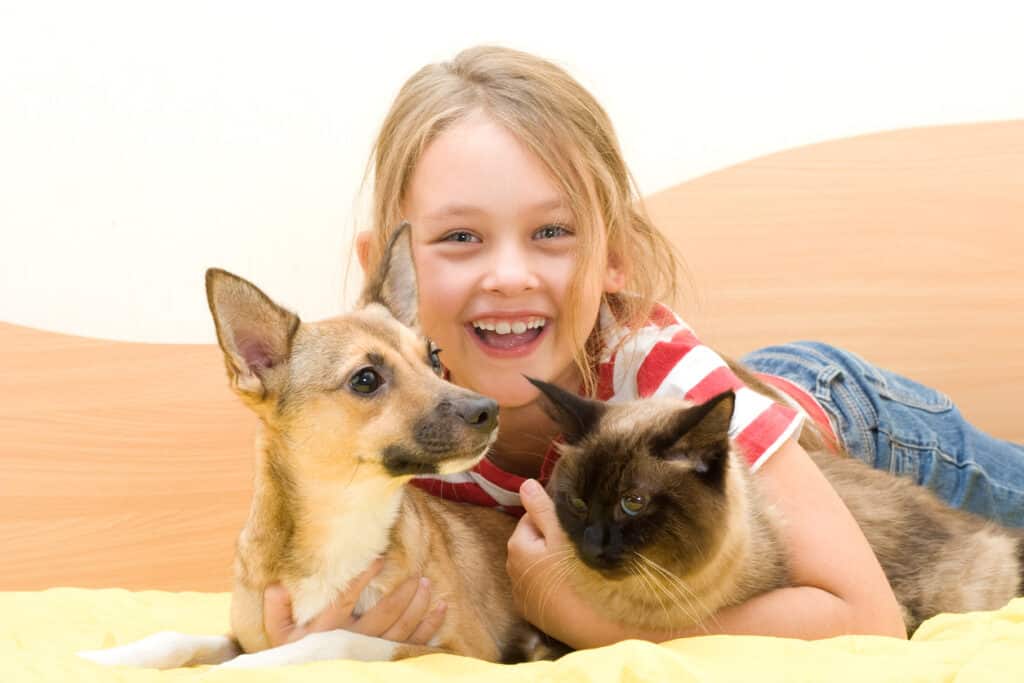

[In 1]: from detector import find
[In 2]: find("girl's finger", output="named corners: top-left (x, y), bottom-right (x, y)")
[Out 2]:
top-left (407, 601), bottom-right (447, 645)
top-left (263, 582), bottom-right (297, 647)
top-left (307, 558), bottom-right (385, 633)
top-left (519, 479), bottom-right (560, 539)
top-left (380, 578), bottom-right (433, 642)
top-left (350, 575), bottom-right (421, 637)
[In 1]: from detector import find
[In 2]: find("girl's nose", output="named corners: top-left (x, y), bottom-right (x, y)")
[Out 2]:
top-left (481, 240), bottom-right (540, 295)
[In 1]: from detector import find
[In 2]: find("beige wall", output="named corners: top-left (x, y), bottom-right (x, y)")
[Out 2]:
top-left (2, 121), bottom-right (1021, 591)
top-left (2, 2), bottom-right (1023, 342)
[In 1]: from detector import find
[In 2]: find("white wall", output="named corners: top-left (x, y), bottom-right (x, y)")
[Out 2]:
top-left (2, 0), bottom-right (1022, 343)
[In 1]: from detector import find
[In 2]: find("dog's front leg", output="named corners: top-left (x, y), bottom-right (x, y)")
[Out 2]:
top-left (218, 629), bottom-right (428, 668)
top-left (78, 631), bottom-right (240, 668)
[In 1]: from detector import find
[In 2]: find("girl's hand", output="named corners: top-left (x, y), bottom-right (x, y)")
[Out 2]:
top-left (263, 560), bottom-right (447, 647)
top-left (506, 479), bottom-right (632, 648)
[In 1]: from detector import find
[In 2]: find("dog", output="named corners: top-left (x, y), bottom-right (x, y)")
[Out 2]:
top-left (79, 225), bottom-right (552, 668)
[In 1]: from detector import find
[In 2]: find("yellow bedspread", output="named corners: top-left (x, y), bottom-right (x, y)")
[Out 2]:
top-left (3, 589), bottom-right (1022, 682)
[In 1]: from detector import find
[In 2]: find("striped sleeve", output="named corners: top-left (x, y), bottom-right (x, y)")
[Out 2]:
top-left (599, 313), bottom-right (802, 471)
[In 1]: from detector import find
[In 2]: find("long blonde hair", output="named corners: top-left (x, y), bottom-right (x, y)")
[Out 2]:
top-left (361, 45), bottom-right (682, 395)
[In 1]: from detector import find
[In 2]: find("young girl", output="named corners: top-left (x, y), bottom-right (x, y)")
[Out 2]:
top-left (262, 45), bottom-right (1024, 651)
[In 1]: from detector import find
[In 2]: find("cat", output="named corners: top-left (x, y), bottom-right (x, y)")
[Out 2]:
top-left (527, 377), bottom-right (1024, 637)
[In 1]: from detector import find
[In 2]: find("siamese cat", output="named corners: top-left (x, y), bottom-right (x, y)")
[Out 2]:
top-left (528, 377), bottom-right (1023, 636)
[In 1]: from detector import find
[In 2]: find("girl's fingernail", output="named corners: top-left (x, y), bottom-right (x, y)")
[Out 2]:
top-left (420, 576), bottom-right (430, 589)
top-left (522, 479), bottom-right (541, 497)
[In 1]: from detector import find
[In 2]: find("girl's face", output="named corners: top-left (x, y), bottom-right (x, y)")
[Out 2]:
top-left (402, 111), bottom-right (623, 407)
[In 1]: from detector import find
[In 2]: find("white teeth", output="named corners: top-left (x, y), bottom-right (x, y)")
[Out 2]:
top-left (472, 317), bottom-right (546, 334)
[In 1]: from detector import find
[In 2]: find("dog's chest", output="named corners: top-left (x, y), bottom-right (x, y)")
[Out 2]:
top-left (287, 494), bottom-right (402, 626)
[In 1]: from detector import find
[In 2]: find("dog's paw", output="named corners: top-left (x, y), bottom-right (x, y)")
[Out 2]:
top-left (78, 631), bottom-right (238, 669)
top-left (217, 630), bottom-right (398, 668)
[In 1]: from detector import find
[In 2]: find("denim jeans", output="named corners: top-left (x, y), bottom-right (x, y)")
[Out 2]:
top-left (742, 341), bottom-right (1024, 527)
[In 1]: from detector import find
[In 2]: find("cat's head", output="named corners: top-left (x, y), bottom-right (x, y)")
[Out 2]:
top-left (528, 377), bottom-right (738, 581)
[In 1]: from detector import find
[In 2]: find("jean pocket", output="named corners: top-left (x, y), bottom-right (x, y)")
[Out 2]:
top-left (867, 368), bottom-right (954, 413)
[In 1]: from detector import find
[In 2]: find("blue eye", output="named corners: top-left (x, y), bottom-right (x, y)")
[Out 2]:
top-left (620, 494), bottom-right (647, 516)
top-left (441, 230), bottom-right (480, 243)
top-left (533, 224), bottom-right (572, 240)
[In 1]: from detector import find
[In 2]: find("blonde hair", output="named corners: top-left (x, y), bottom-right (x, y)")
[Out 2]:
top-left (361, 45), bottom-right (682, 395)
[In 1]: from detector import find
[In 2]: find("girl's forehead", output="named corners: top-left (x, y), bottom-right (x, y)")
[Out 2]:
top-left (406, 114), bottom-right (570, 213)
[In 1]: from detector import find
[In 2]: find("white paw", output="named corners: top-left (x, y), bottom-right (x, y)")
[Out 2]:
top-left (217, 630), bottom-right (397, 668)
top-left (78, 631), bottom-right (238, 669)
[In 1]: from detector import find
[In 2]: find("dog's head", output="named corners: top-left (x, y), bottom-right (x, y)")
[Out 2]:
top-left (205, 224), bottom-right (497, 481)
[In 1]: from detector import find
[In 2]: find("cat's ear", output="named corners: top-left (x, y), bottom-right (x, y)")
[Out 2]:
top-left (656, 391), bottom-right (736, 484)
top-left (206, 268), bottom-right (300, 400)
top-left (525, 376), bottom-right (606, 443)
top-left (359, 221), bottom-right (419, 330)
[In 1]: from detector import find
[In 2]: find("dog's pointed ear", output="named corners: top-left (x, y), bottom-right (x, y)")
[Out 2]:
top-left (205, 268), bottom-right (299, 399)
top-left (359, 222), bottom-right (419, 329)
top-left (526, 376), bottom-right (605, 443)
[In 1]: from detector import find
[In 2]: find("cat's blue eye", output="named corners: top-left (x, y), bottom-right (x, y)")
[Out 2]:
top-left (533, 223), bottom-right (572, 240)
top-left (620, 494), bottom-right (647, 516)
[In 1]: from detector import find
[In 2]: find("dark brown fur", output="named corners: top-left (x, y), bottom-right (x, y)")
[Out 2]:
top-left (531, 376), bottom-right (1024, 636)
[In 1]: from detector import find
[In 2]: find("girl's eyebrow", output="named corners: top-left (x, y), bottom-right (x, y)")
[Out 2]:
top-left (424, 197), bottom-right (567, 220)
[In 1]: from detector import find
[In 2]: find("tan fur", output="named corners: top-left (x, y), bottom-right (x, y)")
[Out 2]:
top-left (210, 289), bottom-right (544, 662)
top-left (556, 403), bottom-right (788, 634)
top-left (543, 380), bottom-right (1023, 637)
top-left (197, 226), bottom-right (553, 665)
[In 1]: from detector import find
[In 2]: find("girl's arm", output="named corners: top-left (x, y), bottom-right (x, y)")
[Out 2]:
top-left (506, 438), bottom-right (907, 649)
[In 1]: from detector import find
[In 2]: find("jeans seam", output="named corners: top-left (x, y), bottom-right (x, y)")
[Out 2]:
top-left (745, 348), bottom-right (876, 462)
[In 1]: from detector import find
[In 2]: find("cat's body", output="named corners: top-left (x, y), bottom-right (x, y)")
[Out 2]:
top-left (528, 377), bottom-right (1023, 636)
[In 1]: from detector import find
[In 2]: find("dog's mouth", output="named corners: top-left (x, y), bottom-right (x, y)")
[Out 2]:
top-left (381, 429), bottom-right (496, 478)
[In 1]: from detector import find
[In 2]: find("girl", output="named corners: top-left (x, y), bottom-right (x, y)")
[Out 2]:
top-left (263, 45), bottom-right (1024, 651)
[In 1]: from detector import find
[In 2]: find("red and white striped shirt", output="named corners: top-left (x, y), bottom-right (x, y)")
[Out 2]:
top-left (412, 303), bottom-right (835, 516)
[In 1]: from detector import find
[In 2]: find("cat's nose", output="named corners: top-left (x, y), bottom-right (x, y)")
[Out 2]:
top-left (580, 525), bottom-right (619, 568)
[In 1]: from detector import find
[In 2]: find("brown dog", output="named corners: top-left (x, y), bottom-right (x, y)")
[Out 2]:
top-left (79, 225), bottom-right (551, 668)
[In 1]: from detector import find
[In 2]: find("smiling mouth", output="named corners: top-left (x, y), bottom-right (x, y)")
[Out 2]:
top-left (470, 318), bottom-right (547, 350)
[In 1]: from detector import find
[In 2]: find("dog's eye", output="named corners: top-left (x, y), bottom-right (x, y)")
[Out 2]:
top-left (428, 347), bottom-right (443, 376)
top-left (620, 494), bottom-right (647, 517)
top-left (350, 368), bottom-right (382, 394)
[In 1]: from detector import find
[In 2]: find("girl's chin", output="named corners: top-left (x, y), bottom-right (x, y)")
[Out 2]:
top-left (455, 372), bottom-right (544, 408)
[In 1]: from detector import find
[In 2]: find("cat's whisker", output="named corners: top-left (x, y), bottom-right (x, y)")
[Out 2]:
top-left (635, 552), bottom-right (719, 634)
top-left (628, 556), bottom-right (673, 632)
top-left (519, 551), bottom-right (576, 618)
top-left (634, 554), bottom-right (707, 633)
top-left (536, 558), bottom-right (578, 635)
top-left (512, 548), bottom-right (575, 593)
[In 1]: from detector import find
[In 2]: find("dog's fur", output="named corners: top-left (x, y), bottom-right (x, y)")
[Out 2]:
top-left (79, 225), bottom-right (550, 668)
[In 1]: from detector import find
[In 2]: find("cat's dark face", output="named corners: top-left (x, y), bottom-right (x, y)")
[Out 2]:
top-left (528, 378), bottom-right (736, 580)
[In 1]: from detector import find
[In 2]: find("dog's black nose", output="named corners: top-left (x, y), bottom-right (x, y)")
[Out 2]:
top-left (455, 397), bottom-right (498, 431)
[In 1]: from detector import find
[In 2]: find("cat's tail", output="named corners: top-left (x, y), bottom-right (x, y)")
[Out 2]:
top-left (1016, 530), bottom-right (1024, 597)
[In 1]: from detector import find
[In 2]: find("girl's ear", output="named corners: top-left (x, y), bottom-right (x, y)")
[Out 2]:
top-left (602, 252), bottom-right (627, 294)
top-left (356, 230), bottom-right (372, 274)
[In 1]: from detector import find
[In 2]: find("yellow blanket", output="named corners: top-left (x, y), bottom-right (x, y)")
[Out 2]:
top-left (4, 589), bottom-right (1023, 682)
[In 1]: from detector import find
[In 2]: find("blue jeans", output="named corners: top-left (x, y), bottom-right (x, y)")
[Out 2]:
top-left (742, 341), bottom-right (1024, 527)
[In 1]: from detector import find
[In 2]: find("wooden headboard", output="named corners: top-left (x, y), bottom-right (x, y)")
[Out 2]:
top-left (3, 120), bottom-right (1021, 591)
